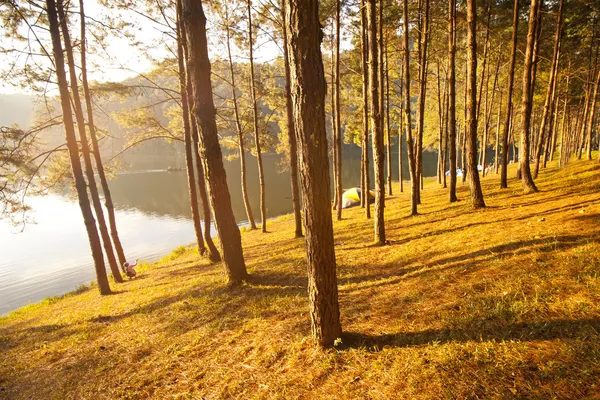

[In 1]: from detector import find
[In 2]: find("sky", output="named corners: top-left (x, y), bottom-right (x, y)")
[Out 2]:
top-left (0, 0), bottom-right (281, 95)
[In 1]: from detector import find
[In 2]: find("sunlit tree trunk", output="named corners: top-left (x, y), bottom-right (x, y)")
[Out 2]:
top-left (482, 50), bottom-right (501, 178)
top-left (436, 62), bottom-right (445, 185)
top-left (402, 0), bottom-right (418, 215)
top-left (399, 63), bottom-right (404, 194)
top-left (533, 0), bottom-right (563, 177)
top-left (191, 119), bottom-right (221, 262)
top-left (585, 69), bottom-right (600, 160)
top-left (545, 75), bottom-right (560, 167)
top-left (367, 0), bottom-right (385, 244)
top-left (79, 0), bottom-right (127, 268)
top-left (519, 0), bottom-right (541, 193)
top-left (466, 0), bottom-right (485, 207)
top-left (447, 0), bottom-right (457, 202)
top-left (282, 0), bottom-right (303, 238)
top-left (247, 0), bottom-right (267, 233)
top-left (334, 0), bottom-right (343, 221)
top-left (285, 0), bottom-right (342, 347)
top-left (500, 0), bottom-right (519, 189)
top-left (360, 0), bottom-right (371, 217)
top-left (181, 0), bottom-right (248, 285)
top-left (176, 0), bottom-right (206, 257)
top-left (494, 91), bottom-right (503, 174)
top-left (415, 0), bottom-right (430, 202)
top-left (57, 2), bottom-right (123, 283)
top-left (225, 6), bottom-right (256, 231)
top-left (385, 34), bottom-right (392, 196)
top-left (46, 0), bottom-right (110, 295)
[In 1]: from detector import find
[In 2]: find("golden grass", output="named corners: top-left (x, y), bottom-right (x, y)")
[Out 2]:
top-left (2, 159), bottom-right (600, 399)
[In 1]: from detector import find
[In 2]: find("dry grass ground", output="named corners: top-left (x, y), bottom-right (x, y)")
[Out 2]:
top-left (1, 159), bottom-right (600, 399)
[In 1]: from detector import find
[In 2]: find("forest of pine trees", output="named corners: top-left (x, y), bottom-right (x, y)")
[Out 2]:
top-left (1, 0), bottom-right (600, 347)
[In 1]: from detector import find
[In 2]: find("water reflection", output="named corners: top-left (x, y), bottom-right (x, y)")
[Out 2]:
top-left (0, 149), bottom-right (438, 315)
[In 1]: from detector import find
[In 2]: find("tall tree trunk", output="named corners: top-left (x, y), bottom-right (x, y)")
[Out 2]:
top-left (399, 60), bottom-right (404, 194)
top-left (334, 0), bottom-right (343, 221)
top-left (247, 0), bottom-right (267, 233)
top-left (476, 2), bottom-right (492, 125)
top-left (533, 0), bottom-right (563, 178)
top-left (385, 34), bottom-right (392, 196)
top-left (530, 1), bottom-right (544, 98)
top-left (415, 0), bottom-right (430, 203)
top-left (191, 119), bottom-right (221, 262)
top-left (585, 68), bottom-right (600, 160)
top-left (79, 0), bottom-right (127, 268)
top-left (180, 11), bottom-right (222, 262)
top-left (176, 0), bottom-right (206, 257)
top-left (519, 0), bottom-right (541, 193)
top-left (437, 63), bottom-right (444, 185)
top-left (360, 0), bottom-right (371, 217)
top-left (545, 75), bottom-right (560, 167)
top-left (443, 82), bottom-right (449, 188)
top-left (462, 60), bottom-right (468, 183)
top-left (367, 0), bottom-right (386, 245)
top-left (282, 0), bottom-right (303, 238)
top-left (285, 0), bottom-right (342, 347)
top-left (500, 0), bottom-right (520, 189)
top-left (482, 49), bottom-right (501, 178)
top-left (181, 0), bottom-right (248, 285)
top-left (45, 0), bottom-right (110, 295)
top-left (57, 2), bottom-right (123, 283)
top-left (225, 8), bottom-right (256, 231)
top-left (494, 91), bottom-right (503, 174)
top-left (466, 0), bottom-right (486, 207)
top-left (330, 35), bottom-right (338, 212)
top-left (403, 0), bottom-right (418, 215)
top-left (448, 0), bottom-right (457, 202)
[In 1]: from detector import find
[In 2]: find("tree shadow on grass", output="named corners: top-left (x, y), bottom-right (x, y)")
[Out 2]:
top-left (341, 317), bottom-right (600, 351)
top-left (341, 234), bottom-right (598, 293)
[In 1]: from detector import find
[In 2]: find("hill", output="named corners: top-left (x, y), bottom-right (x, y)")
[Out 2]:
top-left (0, 94), bottom-right (36, 129)
top-left (1, 160), bottom-right (600, 399)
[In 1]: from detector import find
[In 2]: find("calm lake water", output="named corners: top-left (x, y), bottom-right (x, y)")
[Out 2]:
top-left (0, 149), bottom-right (438, 315)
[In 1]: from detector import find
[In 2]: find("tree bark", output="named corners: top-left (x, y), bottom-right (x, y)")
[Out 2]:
top-left (494, 91), bottom-right (503, 174)
top-left (466, 0), bottom-right (486, 207)
top-left (500, 0), bottom-right (519, 189)
top-left (448, 0), bottom-right (457, 202)
top-left (482, 49), bottom-right (501, 178)
top-left (399, 60), bottom-right (404, 194)
top-left (402, 0), bottom-right (418, 215)
top-left (79, 0), bottom-right (127, 268)
top-left (385, 33), bottom-right (392, 196)
top-left (285, 0), bottom-right (342, 347)
top-left (181, 0), bottom-right (248, 285)
top-left (585, 68), bottom-right (600, 160)
top-left (57, 2), bottom-right (123, 283)
top-left (247, 0), bottom-right (267, 233)
top-left (533, 0), bottom-right (563, 177)
top-left (367, 0), bottom-right (385, 244)
top-left (282, 0), bottom-right (303, 237)
top-left (46, 0), bottom-right (110, 295)
top-left (360, 0), bottom-right (371, 217)
top-left (415, 0), bottom-right (431, 203)
top-left (176, 0), bottom-right (206, 257)
top-left (191, 119), bottom-right (221, 262)
top-left (519, 0), bottom-right (541, 193)
top-left (334, 0), bottom-right (343, 221)
top-left (225, 6), bottom-right (256, 231)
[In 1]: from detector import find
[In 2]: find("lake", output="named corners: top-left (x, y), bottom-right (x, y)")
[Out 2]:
top-left (0, 149), bottom-right (439, 315)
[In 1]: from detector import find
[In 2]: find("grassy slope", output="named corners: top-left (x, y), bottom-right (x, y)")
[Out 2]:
top-left (1, 160), bottom-right (600, 399)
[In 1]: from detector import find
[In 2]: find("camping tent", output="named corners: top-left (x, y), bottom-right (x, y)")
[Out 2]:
top-left (341, 187), bottom-right (375, 209)
top-left (445, 169), bottom-right (464, 177)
